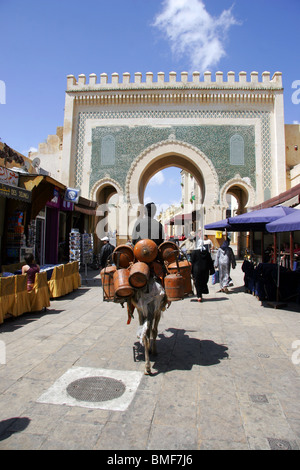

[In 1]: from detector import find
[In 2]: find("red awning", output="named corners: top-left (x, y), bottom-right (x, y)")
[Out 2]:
top-left (169, 213), bottom-right (193, 225)
top-left (251, 183), bottom-right (300, 210)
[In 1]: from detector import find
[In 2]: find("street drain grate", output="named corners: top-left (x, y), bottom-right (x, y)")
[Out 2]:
top-left (66, 376), bottom-right (126, 402)
top-left (250, 394), bottom-right (269, 404)
top-left (267, 438), bottom-right (292, 450)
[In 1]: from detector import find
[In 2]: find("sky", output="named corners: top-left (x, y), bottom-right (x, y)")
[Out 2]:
top-left (0, 0), bottom-right (299, 209)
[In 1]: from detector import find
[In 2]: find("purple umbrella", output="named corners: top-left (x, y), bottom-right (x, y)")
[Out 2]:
top-left (204, 219), bottom-right (233, 230)
top-left (229, 206), bottom-right (297, 226)
top-left (266, 209), bottom-right (300, 233)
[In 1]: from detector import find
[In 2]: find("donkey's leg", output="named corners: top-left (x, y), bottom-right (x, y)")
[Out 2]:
top-left (143, 328), bottom-right (151, 375)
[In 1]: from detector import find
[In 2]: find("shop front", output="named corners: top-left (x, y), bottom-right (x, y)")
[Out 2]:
top-left (44, 189), bottom-right (74, 265)
top-left (0, 167), bottom-right (32, 269)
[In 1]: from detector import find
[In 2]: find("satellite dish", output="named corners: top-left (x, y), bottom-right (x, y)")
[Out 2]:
top-left (24, 161), bottom-right (30, 171)
top-left (32, 157), bottom-right (41, 168)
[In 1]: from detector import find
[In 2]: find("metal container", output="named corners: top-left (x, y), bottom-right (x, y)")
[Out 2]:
top-left (100, 265), bottom-right (116, 300)
top-left (158, 241), bottom-right (179, 264)
top-left (112, 244), bottom-right (134, 268)
top-left (129, 261), bottom-right (150, 288)
top-left (164, 273), bottom-right (185, 301)
top-left (149, 260), bottom-right (165, 284)
top-left (167, 260), bottom-right (192, 295)
top-left (113, 268), bottom-right (134, 297)
top-left (133, 239), bottom-right (158, 263)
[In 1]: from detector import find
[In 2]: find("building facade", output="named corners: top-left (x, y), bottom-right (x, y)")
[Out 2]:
top-left (33, 70), bottom-right (287, 243)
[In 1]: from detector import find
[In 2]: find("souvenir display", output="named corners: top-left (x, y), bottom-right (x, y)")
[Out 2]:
top-left (81, 233), bottom-right (93, 265)
top-left (69, 229), bottom-right (81, 267)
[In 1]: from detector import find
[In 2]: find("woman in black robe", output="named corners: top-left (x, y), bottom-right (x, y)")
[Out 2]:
top-left (191, 239), bottom-right (214, 302)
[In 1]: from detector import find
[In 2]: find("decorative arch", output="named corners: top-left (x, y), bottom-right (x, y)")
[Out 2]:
top-left (90, 177), bottom-right (123, 204)
top-left (125, 138), bottom-right (219, 207)
top-left (220, 175), bottom-right (256, 210)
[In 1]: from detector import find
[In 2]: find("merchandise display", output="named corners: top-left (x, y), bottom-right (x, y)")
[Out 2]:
top-left (6, 211), bottom-right (26, 262)
top-left (69, 229), bottom-right (81, 268)
top-left (81, 233), bottom-right (93, 265)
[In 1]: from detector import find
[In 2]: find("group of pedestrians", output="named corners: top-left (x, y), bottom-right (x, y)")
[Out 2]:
top-left (180, 231), bottom-right (236, 302)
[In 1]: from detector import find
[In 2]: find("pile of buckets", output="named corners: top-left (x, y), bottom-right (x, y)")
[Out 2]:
top-left (100, 239), bottom-right (193, 303)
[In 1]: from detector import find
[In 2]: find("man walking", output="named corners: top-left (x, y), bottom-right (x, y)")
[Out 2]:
top-left (99, 236), bottom-right (114, 269)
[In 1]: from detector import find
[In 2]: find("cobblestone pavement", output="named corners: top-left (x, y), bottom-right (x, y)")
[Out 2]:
top-left (0, 261), bottom-right (300, 451)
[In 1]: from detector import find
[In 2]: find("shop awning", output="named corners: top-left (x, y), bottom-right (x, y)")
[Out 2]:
top-left (0, 181), bottom-right (32, 202)
top-left (251, 183), bottom-right (300, 210)
top-left (19, 175), bottom-right (67, 220)
top-left (74, 205), bottom-right (96, 216)
top-left (74, 196), bottom-right (97, 216)
top-left (169, 213), bottom-right (193, 225)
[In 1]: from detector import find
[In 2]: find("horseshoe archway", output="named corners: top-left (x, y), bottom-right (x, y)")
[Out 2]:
top-left (126, 139), bottom-right (219, 208)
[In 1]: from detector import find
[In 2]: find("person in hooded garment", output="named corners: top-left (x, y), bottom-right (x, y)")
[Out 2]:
top-left (179, 231), bottom-right (196, 261)
top-left (132, 202), bottom-right (164, 246)
top-left (191, 239), bottom-right (215, 302)
top-left (99, 236), bottom-right (115, 269)
top-left (214, 238), bottom-right (236, 293)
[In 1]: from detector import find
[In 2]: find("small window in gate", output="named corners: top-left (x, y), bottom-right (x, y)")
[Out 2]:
top-left (101, 135), bottom-right (116, 166)
top-left (230, 134), bottom-right (244, 165)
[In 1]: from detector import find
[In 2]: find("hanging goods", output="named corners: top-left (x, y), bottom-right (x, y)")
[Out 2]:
top-left (129, 261), bottom-right (150, 288)
top-left (149, 260), bottom-right (165, 284)
top-left (113, 268), bottom-right (134, 297)
top-left (158, 241), bottom-right (179, 263)
top-left (133, 239), bottom-right (158, 263)
top-left (100, 265), bottom-right (117, 300)
top-left (112, 244), bottom-right (135, 268)
top-left (167, 259), bottom-right (192, 295)
top-left (164, 272), bottom-right (185, 301)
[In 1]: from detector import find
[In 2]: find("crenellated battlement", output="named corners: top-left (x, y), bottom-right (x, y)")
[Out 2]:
top-left (66, 71), bottom-right (283, 91)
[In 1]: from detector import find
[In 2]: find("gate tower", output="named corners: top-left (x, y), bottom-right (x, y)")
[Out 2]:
top-left (58, 70), bottom-right (285, 242)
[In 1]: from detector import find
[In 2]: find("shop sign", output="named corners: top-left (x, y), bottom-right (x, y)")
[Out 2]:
top-left (47, 187), bottom-right (61, 208)
top-left (0, 166), bottom-right (19, 186)
top-left (65, 187), bottom-right (80, 204)
top-left (0, 182), bottom-right (31, 202)
top-left (61, 199), bottom-right (74, 211)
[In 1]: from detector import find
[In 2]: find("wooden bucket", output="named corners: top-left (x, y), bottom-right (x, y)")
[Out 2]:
top-left (167, 260), bottom-right (192, 295)
top-left (164, 273), bottom-right (185, 301)
top-left (158, 241), bottom-right (179, 263)
top-left (100, 265), bottom-right (116, 300)
top-left (129, 261), bottom-right (150, 288)
top-left (133, 239), bottom-right (158, 263)
top-left (112, 245), bottom-right (134, 268)
top-left (113, 268), bottom-right (134, 297)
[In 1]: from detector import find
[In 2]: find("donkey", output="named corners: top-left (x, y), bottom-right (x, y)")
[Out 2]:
top-left (128, 277), bottom-right (169, 375)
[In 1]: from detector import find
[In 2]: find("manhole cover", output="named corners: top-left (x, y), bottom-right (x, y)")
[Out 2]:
top-left (66, 376), bottom-right (126, 402)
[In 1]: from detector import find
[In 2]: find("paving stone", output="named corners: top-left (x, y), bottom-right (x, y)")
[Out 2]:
top-left (1, 263), bottom-right (300, 450)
